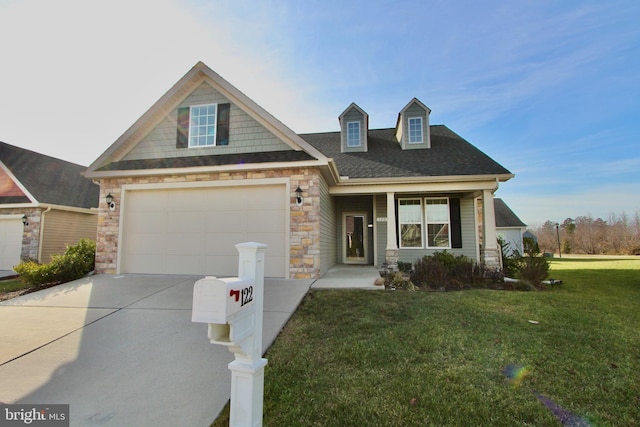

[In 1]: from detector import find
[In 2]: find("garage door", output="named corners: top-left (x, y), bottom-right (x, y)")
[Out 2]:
top-left (120, 184), bottom-right (287, 277)
top-left (0, 216), bottom-right (23, 270)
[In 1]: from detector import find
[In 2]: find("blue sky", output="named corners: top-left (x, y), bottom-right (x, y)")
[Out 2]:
top-left (0, 0), bottom-right (638, 225)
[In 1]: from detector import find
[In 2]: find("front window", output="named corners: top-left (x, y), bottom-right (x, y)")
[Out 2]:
top-left (189, 104), bottom-right (217, 147)
top-left (399, 199), bottom-right (423, 247)
top-left (347, 121), bottom-right (361, 147)
top-left (408, 117), bottom-right (423, 144)
top-left (426, 198), bottom-right (450, 247)
top-left (398, 197), bottom-right (451, 248)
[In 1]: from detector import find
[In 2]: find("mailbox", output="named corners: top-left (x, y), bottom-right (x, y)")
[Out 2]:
top-left (192, 276), bottom-right (256, 348)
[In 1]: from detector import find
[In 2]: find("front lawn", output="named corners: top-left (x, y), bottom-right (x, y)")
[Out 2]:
top-left (214, 257), bottom-right (640, 426)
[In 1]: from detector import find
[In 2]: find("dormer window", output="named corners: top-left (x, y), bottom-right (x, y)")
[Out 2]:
top-left (347, 121), bottom-right (361, 147)
top-left (339, 103), bottom-right (368, 153)
top-left (408, 117), bottom-right (423, 144)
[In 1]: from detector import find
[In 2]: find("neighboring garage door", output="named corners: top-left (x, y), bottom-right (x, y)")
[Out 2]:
top-left (0, 216), bottom-right (23, 270)
top-left (120, 184), bottom-right (287, 277)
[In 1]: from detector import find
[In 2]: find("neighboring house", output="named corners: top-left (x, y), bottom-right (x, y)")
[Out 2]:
top-left (0, 142), bottom-right (99, 270)
top-left (85, 62), bottom-right (514, 279)
top-left (494, 198), bottom-right (527, 256)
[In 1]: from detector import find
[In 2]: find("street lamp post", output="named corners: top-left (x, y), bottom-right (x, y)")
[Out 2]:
top-left (555, 223), bottom-right (562, 258)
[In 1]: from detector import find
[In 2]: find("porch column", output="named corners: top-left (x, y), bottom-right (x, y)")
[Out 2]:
top-left (481, 189), bottom-right (501, 270)
top-left (385, 192), bottom-right (399, 265)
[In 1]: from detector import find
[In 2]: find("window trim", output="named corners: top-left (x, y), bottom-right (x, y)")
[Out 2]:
top-left (397, 197), bottom-right (452, 249)
top-left (346, 121), bottom-right (361, 147)
top-left (408, 117), bottom-right (423, 144)
top-left (398, 198), bottom-right (423, 248)
top-left (425, 197), bottom-right (451, 249)
top-left (188, 103), bottom-right (218, 148)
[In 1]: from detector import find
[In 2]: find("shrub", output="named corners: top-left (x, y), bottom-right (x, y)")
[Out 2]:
top-left (514, 237), bottom-right (550, 288)
top-left (14, 239), bottom-right (96, 287)
top-left (412, 251), bottom-right (484, 290)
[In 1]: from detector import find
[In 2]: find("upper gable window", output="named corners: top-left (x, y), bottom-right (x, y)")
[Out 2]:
top-left (408, 117), bottom-right (423, 144)
top-left (189, 104), bottom-right (217, 147)
top-left (347, 121), bottom-right (361, 147)
top-left (176, 103), bottom-right (230, 149)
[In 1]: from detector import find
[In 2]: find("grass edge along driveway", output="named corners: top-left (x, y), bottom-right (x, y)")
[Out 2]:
top-left (213, 257), bottom-right (639, 426)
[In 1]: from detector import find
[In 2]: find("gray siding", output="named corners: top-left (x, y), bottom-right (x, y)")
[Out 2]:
top-left (125, 82), bottom-right (292, 161)
top-left (400, 103), bottom-right (430, 150)
top-left (340, 108), bottom-right (367, 153)
top-left (319, 175), bottom-right (337, 276)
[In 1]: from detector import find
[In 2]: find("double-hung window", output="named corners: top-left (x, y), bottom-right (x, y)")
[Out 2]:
top-left (408, 117), bottom-right (423, 144)
top-left (189, 104), bottom-right (217, 147)
top-left (399, 199), bottom-right (423, 248)
top-left (425, 198), bottom-right (450, 248)
top-left (176, 103), bottom-right (230, 148)
top-left (347, 121), bottom-right (361, 147)
top-left (398, 197), bottom-right (451, 248)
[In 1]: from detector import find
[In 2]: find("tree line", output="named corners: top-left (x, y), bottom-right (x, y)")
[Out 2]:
top-left (529, 212), bottom-right (640, 256)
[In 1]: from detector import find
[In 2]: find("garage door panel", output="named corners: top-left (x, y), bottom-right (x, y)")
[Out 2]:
top-left (166, 212), bottom-right (203, 233)
top-left (205, 211), bottom-right (246, 232)
top-left (168, 233), bottom-right (205, 254)
top-left (247, 186), bottom-right (285, 210)
top-left (247, 210), bottom-right (285, 232)
top-left (122, 184), bottom-right (287, 277)
top-left (128, 190), bottom-right (168, 212)
top-left (0, 218), bottom-right (23, 270)
top-left (128, 212), bottom-right (166, 233)
top-left (127, 233), bottom-right (167, 255)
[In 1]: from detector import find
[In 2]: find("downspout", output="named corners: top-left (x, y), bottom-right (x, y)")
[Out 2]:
top-left (37, 206), bottom-right (52, 263)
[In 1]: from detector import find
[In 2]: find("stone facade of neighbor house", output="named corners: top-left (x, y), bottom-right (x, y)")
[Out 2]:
top-left (86, 62), bottom-right (513, 279)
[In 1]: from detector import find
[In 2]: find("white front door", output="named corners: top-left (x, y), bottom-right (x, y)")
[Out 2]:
top-left (343, 213), bottom-right (367, 264)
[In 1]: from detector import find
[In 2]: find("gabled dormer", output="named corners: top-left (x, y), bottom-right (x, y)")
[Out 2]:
top-left (395, 98), bottom-right (431, 150)
top-left (339, 103), bottom-right (368, 153)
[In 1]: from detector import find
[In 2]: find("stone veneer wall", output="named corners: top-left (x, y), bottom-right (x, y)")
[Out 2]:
top-left (2, 207), bottom-right (41, 262)
top-left (95, 167), bottom-right (322, 279)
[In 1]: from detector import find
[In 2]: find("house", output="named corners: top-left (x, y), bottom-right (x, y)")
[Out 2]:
top-left (85, 62), bottom-right (513, 279)
top-left (0, 142), bottom-right (99, 270)
top-left (494, 198), bottom-right (527, 256)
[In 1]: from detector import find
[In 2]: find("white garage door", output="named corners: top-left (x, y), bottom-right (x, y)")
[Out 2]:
top-left (0, 217), bottom-right (23, 270)
top-left (120, 184), bottom-right (287, 277)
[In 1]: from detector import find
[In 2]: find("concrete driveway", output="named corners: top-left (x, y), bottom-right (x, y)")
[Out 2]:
top-left (0, 274), bottom-right (312, 426)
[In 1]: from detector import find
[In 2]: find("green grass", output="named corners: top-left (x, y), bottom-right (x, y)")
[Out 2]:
top-left (0, 278), bottom-right (28, 293)
top-left (213, 257), bottom-right (640, 426)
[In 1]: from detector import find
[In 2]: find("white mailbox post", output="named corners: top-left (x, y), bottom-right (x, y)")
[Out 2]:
top-left (192, 242), bottom-right (268, 427)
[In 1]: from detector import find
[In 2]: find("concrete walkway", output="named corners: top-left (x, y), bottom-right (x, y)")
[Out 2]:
top-left (0, 274), bottom-right (312, 427)
top-left (311, 265), bottom-right (383, 290)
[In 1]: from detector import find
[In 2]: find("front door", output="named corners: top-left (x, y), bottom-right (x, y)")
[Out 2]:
top-left (343, 213), bottom-right (367, 264)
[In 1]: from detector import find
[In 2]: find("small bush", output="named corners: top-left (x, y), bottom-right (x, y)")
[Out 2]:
top-left (412, 251), bottom-right (483, 290)
top-left (514, 237), bottom-right (550, 288)
top-left (14, 239), bottom-right (96, 288)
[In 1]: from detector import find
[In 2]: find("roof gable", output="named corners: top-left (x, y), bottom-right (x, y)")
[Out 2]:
top-left (494, 198), bottom-right (526, 227)
top-left (0, 141), bottom-right (99, 208)
top-left (86, 62), bottom-right (328, 176)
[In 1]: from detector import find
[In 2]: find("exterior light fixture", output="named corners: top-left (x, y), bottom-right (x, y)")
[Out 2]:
top-left (22, 215), bottom-right (28, 226)
top-left (106, 193), bottom-right (116, 211)
top-left (295, 187), bottom-right (303, 206)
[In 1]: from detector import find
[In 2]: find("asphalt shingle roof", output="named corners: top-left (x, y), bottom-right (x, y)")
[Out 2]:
top-left (494, 198), bottom-right (526, 227)
top-left (0, 141), bottom-right (99, 208)
top-left (97, 150), bottom-right (316, 171)
top-left (300, 125), bottom-right (511, 178)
